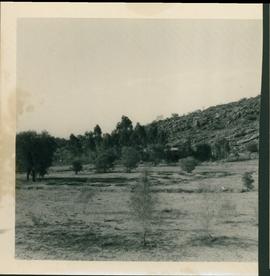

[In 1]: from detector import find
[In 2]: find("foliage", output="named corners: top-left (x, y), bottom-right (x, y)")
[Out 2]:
top-left (16, 131), bottom-right (56, 181)
top-left (121, 146), bottom-right (140, 172)
top-left (129, 170), bottom-right (156, 246)
top-left (180, 157), bottom-right (198, 173)
top-left (94, 149), bottom-right (116, 173)
top-left (193, 143), bottom-right (212, 162)
top-left (72, 160), bottom-right (83, 174)
top-left (246, 141), bottom-right (259, 154)
top-left (147, 144), bottom-right (165, 166)
top-left (212, 137), bottom-right (230, 160)
top-left (242, 172), bottom-right (254, 191)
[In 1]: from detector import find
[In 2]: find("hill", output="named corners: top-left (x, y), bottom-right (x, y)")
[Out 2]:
top-left (154, 95), bottom-right (260, 152)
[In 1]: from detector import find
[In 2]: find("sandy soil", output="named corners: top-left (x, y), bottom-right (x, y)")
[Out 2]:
top-left (15, 159), bottom-right (258, 261)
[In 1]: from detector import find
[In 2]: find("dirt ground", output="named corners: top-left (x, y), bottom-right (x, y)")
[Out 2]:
top-left (15, 159), bottom-right (258, 261)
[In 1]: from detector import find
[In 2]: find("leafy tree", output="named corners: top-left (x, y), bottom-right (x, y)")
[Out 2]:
top-left (69, 134), bottom-right (82, 157)
top-left (180, 157), bottom-right (198, 173)
top-left (16, 131), bottom-right (56, 181)
top-left (121, 146), bottom-right (140, 172)
top-left (93, 124), bottom-right (102, 146)
top-left (72, 160), bottom-right (83, 174)
top-left (115, 115), bottom-right (133, 146)
top-left (193, 143), bottom-right (212, 162)
top-left (94, 149), bottom-right (116, 173)
top-left (129, 170), bottom-right (156, 246)
top-left (212, 137), bottom-right (230, 160)
top-left (131, 123), bottom-right (147, 147)
top-left (148, 144), bottom-right (165, 166)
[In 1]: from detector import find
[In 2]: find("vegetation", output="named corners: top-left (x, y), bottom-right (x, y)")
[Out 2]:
top-left (94, 149), bottom-right (116, 173)
top-left (121, 147), bottom-right (140, 172)
top-left (180, 157), bottom-right (198, 173)
top-left (129, 170), bottom-right (156, 246)
top-left (16, 131), bottom-right (56, 181)
top-left (72, 160), bottom-right (83, 174)
top-left (242, 172), bottom-right (255, 191)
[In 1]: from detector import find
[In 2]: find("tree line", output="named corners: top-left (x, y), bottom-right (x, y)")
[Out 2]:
top-left (16, 115), bottom-right (258, 181)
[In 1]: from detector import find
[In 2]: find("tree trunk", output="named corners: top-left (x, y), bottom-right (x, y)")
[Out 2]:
top-left (32, 170), bottom-right (36, 182)
top-left (26, 169), bottom-right (31, 181)
top-left (143, 231), bottom-right (147, 247)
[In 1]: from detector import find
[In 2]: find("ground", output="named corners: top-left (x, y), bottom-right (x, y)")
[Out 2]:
top-left (15, 159), bottom-right (258, 261)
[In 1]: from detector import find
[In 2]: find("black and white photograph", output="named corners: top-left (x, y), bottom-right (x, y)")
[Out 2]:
top-left (0, 2), bottom-right (265, 275)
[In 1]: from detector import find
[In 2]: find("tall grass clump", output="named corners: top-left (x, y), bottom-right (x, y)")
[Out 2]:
top-left (242, 172), bottom-right (254, 191)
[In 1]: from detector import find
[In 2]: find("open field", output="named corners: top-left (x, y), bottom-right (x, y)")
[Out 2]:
top-left (15, 159), bottom-right (258, 261)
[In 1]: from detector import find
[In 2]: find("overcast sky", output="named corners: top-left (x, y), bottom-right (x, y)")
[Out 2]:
top-left (17, 18), bottom-right (262, 138)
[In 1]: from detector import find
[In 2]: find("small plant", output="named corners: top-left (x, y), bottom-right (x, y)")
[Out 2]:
top-left (242, 172), bottom-right (255, 191)
top-left (121, 146), bottom-right (140, 172)
top-left (129, 170), bottom-right (156, 246)
top-left (180, 157), bottom-right (198, 173)
top-left (72, 160), bottom-right (83, 174)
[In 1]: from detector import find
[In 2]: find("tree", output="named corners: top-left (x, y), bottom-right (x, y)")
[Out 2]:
top-left (72, 160), bottom-right (83, 174)
top-left (93, 124), bottom-right (102, 146)
top-left (69, 134), bottom-right (82, 157)
top-left (129, 170), bottom-right (156, 246)
top-left (148, 144), bottom-right (165, 166)
top-left (16, 131), bottom-right (56, 181)
top-left (121, 146), bottom-right (140, 172)
top-left (193, 143), bottom-right (212, 162)
top-left (116, 115), bottom-right (133, 146)
top-left (180, 157), bottom-right (198, 173)
top-left (212, 137), bottom-right (230, 160)
top-left (94, 149), bottom-right (116, 173)
top-left (131, 123), bottom-right (147, 147)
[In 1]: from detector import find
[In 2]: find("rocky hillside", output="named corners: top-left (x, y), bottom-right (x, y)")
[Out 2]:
top-left (156, 95), bottom-right (260, 152)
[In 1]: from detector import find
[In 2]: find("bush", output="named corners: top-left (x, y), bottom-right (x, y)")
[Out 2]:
top-left (121, 146), bottom-right (140, 172)
top-left (129, 170), bottom-right (156, 246)
top-left (94, 149), bottom-right (116, 173)
top-left (242, 172), bottom-right (254, 191)
top-left (246, 141), bottom-right (258, 154)
top-left (212, 137), bottom-right (230, 160)
top-left (180, 157), bottom-right (198, 173)
top-left (72, 160), bottom-right (83, 174)
top-left (193, 143), bottom-right (212, 162)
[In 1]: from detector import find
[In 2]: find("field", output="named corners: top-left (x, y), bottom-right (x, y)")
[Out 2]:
top-left (15, 159), bottom-right (258, 261)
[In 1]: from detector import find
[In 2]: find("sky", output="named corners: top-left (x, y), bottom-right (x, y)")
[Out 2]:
top-left (16, 18), bottom-right (262, 138)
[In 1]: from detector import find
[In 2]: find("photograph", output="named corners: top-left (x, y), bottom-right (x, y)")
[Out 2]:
top-left (0, 3), bottom-right (264, 275)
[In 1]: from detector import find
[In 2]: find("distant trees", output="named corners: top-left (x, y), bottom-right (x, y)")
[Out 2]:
top-left (129, 170), bottom-right (156, 246)
top-left (121, 147), bottom-right (140, 172)
top-left (16, 131), bottom-right (56, 181)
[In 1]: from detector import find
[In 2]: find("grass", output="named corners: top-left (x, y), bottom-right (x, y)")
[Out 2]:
top-left (15, 159), bottom-right (258, 261)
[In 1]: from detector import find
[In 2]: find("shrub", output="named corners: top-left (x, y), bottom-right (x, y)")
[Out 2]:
top-left (212, 137), bottom-right (230, 160)
top-left (242, 172), bottom-right (254, 191)
top-left (129, 170), bottom-right (156, 246)
top-left (180, 157), bottom-right (198, 173)
top-left (246, 141), bottom-right (259, 155)
top-left (94, 149), bottom-right (116, 173)
top-left (72, 160), bottom-right (83, 174)
top-left (193, 143), bottom-right (212, 162)
top-left (121, 146), bottom-right (140, 172)
top-left (148, 144), bottom-right (165, 166)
